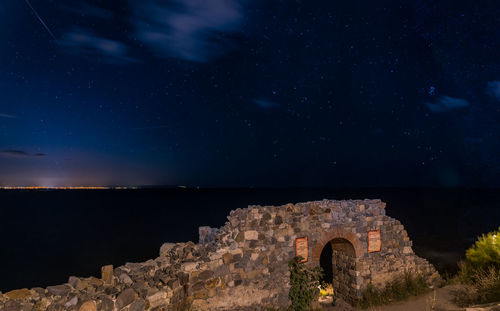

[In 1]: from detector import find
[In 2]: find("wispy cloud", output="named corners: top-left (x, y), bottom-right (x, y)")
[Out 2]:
top-left (0, 113), bottom-right (16, 119)
top-left (131, 0), bottom-right (244, 62)
top-left (0, 150), bottom-right (46, 158)
top-left (254, 99), bottom-right (280, 109)
top-left (424, 96), bottom-right (469, 113)
top-left (56, 0), bottom-right (245, 63)
top-left (59, 28), bottom-right (138, 64)
top-left (487, 81), bottom-right (500, 101)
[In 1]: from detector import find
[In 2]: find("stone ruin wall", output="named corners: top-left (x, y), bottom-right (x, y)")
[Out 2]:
top-left (0, 199), bottom-right (440, 311)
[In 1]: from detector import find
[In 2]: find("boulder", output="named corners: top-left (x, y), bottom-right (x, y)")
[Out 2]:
top-left (4, 300), bottom-right (32, 311)
top-left (159, 243), bottom-right (176, 257)
top-left (68, 276), bottom-right (83, 290)
top-left (47, 284), bottom-right (70, 297)
top-left (47, 302), bottom-right (65, 311)
top-left (98, 297), bottom-right (114, 311)
top-left (116, 288), bottom-right (136, 309)
top-left (119, 273), bottom-right (133, 286)
top-left (129, 299), bottom-right (146, 311)
top-left (86, 277), bottom-right (103, 287)
top-left (199, 226), bottom-right (219, 244)
top-left (79, 301), bottom-right (97, 311)
top-left (64, 296), bottom-right (78, 307)
top-left (244, 230), bottom-right (259, 240)
top-left (67, 276), bottom-right (77, 287)
top-left (147, 291), bottom-right (168, 308)
top-left (4, 288), bottom-right (32, 300)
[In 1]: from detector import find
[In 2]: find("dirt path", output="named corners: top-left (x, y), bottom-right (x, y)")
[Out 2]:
top-left (321, 285), bottom-right (465, 311)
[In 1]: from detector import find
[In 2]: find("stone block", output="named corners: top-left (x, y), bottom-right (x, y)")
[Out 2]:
top-left (199, 226), bottom-right (219, 244)
top-left (205, 278), bottom-right (221, 289)
top-left (198, 270), bottom-right (214, 280)
top-left (129, 299), bottom-right (146, 311)
top-left (235, 232), bottom-right (244, 242)
top-left (47, 284), bottom-right (70, 297)
top-left (159, 243), bottom-right (175, 256)
top-left (244, 230), bottom-right (259, 240)
top-left (119, 273), bottom-right (133, 286)
top-left (116, 288), bottom-right (136, 309)
top-left (222, 253), bottom-right (233, 264)
top-left (68, 276), bottom-right (80, 289)
top-left (183, 262), bottom-right (198, 272)
top-left (147, 291), bottom-right (168, 308)
top-left (79, 301), bottom-right (97, 311)
top-left (4, 289), bottom-right (32, 300)
top-left (64, 296), bottom-right (78, 308)
top-left (191, 281), bottom-right (205, 292)
top-left (101, 265), bottom-right (114, 285)
top-left (98, 297), bottom-right (114, 311)
top-left (193, 289), bottom-right (208, 299)
top-left (230, 248), bottom-right (243, 256)
top-left (247, 270), bottom-right (261, 279)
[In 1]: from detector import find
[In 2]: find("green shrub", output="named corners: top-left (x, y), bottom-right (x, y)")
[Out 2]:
top-left (359, 272), bottom-right (429, 308)
top-left (453, 228), bottom-right (500, 306)
top-left (288, 257), bottom-right (323, 311)
top-left (465, 227), bottom-right (500, 270)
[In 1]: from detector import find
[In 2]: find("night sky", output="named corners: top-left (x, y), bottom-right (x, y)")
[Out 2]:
top-left (1, 0), bottom-right (499, 187)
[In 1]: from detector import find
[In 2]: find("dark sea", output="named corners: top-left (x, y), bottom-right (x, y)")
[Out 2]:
top-left (1, 188), bottom-right (499, 292)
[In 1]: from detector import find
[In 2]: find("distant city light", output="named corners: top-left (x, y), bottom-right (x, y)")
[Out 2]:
top-left (0, 186), bottom-right (137, 190)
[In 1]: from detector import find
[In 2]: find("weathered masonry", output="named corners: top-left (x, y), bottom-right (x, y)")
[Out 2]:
top-left (0, 200), bottom-right (440, 311)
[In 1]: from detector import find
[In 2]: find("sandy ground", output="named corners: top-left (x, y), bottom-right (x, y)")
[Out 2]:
top-left (320, 285), bottom-right (466, 311)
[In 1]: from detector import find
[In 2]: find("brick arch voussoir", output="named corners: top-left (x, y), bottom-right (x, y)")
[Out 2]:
top-left (311, 227), bottom-right (363, 262)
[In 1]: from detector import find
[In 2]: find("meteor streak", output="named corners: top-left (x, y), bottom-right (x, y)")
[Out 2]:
top-left (23, 0), bottom-right (57, 41)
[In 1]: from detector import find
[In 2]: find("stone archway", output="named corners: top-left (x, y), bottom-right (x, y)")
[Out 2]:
top-left (312, 228), bottom-right (364, 302)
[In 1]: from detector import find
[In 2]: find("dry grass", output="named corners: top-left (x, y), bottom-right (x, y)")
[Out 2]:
top-left (453, 265), bottom-right (500, 306)
top-left (425, 289), bottom-right (437, 311)
top-left (359, 272), bottom-right (430, 308)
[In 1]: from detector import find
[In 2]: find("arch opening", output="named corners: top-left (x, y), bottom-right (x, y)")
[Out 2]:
top-left (319, 240), bottom-right (333, 284)
top-left (318, 238), bottom-right (357, 301)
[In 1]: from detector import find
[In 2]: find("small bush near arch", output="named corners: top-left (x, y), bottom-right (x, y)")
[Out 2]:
top-left (288, 257), bottom-right (323, 311)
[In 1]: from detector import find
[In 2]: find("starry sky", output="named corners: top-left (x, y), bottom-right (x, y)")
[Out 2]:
top-left (1, 0), bottom-right (499, 187)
